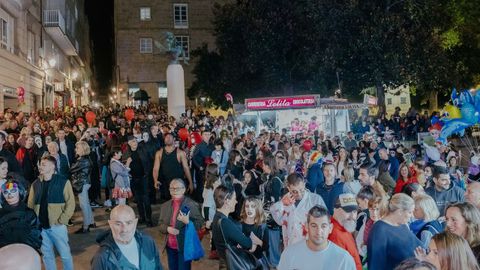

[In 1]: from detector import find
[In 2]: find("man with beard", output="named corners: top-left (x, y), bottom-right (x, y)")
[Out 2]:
top-left (329, 193), bottom-right (362, 270)
top-left (425, 166), bottom-right (464, 215)
top-left (278, 205), bottom-right (356, 270)
top-left (153, 133), bottom-right (193, 201)
top-left (271, 173), bottom-right (326, 248)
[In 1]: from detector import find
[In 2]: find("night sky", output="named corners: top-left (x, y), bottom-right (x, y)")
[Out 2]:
top-left (85, 0), bottom-right (114, 97)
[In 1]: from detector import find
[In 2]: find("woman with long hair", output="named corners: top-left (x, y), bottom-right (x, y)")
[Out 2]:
top-left (336, 147), bottom-right (349, 178)
top-left (445, 202), bottom-right (480, 262)
top-left (415, 231), bottom-right (480, 270)
top-left (226, 149), bottom-right (243, 181)
top-left (394, 163), bottom-right (418, 194)
top-left (15, 135), bottom-right (38, 184)
top-left (241, 196), bottom-right (269, 267)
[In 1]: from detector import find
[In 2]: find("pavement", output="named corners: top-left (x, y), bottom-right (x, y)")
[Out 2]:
top-left (63, 201), bottom-right (219, 270)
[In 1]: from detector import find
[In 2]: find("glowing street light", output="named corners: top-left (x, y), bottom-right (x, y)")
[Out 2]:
top-left (72, 71), bottom-right (78, 80)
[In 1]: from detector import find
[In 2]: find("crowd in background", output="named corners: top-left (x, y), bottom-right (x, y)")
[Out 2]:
top-left (0, 104), bottom-right (479, 270)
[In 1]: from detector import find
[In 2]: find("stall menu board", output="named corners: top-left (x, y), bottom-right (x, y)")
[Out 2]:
top-left (245, 95), bottom-right (319, 110)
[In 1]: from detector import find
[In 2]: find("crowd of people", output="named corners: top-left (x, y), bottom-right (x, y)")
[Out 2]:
top-left (0, 104), bottom-right (479, 270)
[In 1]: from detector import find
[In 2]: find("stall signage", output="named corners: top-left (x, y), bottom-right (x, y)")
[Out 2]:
top-left (245, 95), bottom-right (318, 110)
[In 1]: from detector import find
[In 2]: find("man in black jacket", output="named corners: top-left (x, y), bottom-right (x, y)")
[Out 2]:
top-left (124, 136), bottom-right (153, 226)
top-left (91, 205), bottom-right (162, 270)
top-left (55, 128), bottom-right (75, 167)
top-left (191, 130), bottom-right (213, 202)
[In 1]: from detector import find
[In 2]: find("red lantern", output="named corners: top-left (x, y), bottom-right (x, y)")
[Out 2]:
top-left (85, 111), bottom-right (96, 124)
top-left (125, 109), bottom-right (135, 121)
top-left (178, 128), bottom-right (189, 141)
top-left (303, 139), bottom-right (313, 152)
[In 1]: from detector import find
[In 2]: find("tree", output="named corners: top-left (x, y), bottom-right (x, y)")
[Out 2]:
top-left (189, 0), bottom-right (480, 110)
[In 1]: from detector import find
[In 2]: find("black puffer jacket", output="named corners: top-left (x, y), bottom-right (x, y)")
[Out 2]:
top-left (70, 156), bottom-right (92, 194)
top-left (0, 202), bottom-right (42, 252)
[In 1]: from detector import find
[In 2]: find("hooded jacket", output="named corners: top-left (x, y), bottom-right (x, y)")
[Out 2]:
top-left (91, 230), bottom-right (163, 270)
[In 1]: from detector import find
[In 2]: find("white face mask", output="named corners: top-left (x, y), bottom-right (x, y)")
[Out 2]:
top-left (142, 133), bottom-right (149, 142)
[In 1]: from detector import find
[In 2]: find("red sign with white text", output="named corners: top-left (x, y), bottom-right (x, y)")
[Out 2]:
top-left (245, 95), bottom-right (318, 110)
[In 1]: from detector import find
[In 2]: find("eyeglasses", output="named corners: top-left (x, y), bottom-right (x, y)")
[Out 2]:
top-left (2, 188), bottom-right (18, 196)
top-left (169, 187), bottom-right (185, 192)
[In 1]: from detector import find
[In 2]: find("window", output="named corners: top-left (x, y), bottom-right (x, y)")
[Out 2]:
top-left (140, 7), bottom-right (151, 21)
top-left (1, 18), bottom-right (7, 49)
top-left (139, 38), bottom-right (153, 53)
top-left (387, 98), bottom-right (392, 105)
top-left (173, 4), bottom-right (188, 28)
top-left (158, 82), bottom-right (167, 98)
top-left (400, 97), bottom-right (407, 104)
top-left (27, 31), bottom-right (35, 64)
top-left (175, 35), bottom-right (189, 59)
top-left (0, 9), bottom-right (13, 53)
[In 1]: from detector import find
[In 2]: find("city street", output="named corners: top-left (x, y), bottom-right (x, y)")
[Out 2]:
top-left (67, 202), bottom-right (217, 270)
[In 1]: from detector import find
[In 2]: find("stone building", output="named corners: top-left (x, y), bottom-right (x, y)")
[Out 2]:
top-left (0, 0), bottom-right (94, 112)
top-left (113, 0), bottom-right (220, 106)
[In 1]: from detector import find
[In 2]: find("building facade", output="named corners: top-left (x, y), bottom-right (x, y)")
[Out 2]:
top-left (0, 0), bottom-right (93, 113)
top-left (113, 0), bottom-right (220, 106)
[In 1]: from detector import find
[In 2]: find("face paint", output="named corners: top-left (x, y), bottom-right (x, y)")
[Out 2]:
top-left (245, 201), bottom-right (256, 219)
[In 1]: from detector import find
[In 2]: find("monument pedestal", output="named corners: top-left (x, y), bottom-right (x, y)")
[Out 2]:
top-left (167, 64), bottom-right (186, 120)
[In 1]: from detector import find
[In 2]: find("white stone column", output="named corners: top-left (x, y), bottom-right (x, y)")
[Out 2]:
top-left (167, 64), bottom-right (186, 120)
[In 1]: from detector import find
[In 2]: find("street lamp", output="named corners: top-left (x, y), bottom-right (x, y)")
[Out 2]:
top-left (111, 87), bottom-right (116, 92)
top-left (84, 82), bottom-right (90, 88)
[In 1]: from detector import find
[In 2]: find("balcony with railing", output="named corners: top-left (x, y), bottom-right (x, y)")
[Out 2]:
top-left (43, 10), bottom-right (78, 56)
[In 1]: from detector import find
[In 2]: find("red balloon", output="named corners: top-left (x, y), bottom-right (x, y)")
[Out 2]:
top-left (125, 109), bottom-right (135, 121)
top-left (85, 111), bottom-right (96, 124)
top-left (303, 139), bottom-right (313, 152)
top-left (178, 128), bottom-right (189, 141)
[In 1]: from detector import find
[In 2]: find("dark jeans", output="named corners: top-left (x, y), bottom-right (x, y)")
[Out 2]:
top-left (147, 174), bottom-right (157, 204)
top-left (193, 167), bottom-right (204, 203)
top-left (89, 166), bottom-right (101, 202)
top-left (166, 246), bottom-right (191, 270)
top-left (132, 176), bottom-right (152, 222)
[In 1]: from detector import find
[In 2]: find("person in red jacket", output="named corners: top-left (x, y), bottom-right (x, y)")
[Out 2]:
top-left (394, 163), bottom-right (418, 194)
top-left (329, 193), bottom-right (362, 270)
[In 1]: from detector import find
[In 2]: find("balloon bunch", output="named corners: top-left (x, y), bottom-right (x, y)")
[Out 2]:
top-left (437, 88), bottom-right (480, 144)
top-left (16, 87), bottom-right (25, 105)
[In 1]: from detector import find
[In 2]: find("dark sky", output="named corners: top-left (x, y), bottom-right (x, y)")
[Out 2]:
top-left (85, 0), bottom-right (114, 96)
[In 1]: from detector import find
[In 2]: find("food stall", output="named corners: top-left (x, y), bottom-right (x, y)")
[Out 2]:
top-left (238, 95), bottom-right (365, 137)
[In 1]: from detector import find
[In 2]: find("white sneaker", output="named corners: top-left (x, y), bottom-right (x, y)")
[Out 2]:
top-left (104, 199), bottom-right (112, 207)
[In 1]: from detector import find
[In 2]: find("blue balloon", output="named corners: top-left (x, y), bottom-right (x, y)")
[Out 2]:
top-left (438, 119), bottom-right (472, 144)
top-left (461, 103), bottom-right (477, 124)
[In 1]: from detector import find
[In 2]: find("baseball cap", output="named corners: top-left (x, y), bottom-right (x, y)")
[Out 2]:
top-left (334, 193), bottom-right (358, 212)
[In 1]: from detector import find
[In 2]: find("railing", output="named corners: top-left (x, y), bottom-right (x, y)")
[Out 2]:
top-left (43, 10), bottom-right (66, 34)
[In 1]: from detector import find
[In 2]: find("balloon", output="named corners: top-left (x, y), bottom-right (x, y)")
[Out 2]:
top-left (125, 109), bottom-right (135, 121)
top-left (178, 128), bottom-right (189, 141)
top-left (190, 132), bottom-right (202, 146)
top-left (444, 104), bottom-right (461, 119)
top-left (85, 111), bottom-right (96, 124)
top-left (438, 119), bottom-right (471, 144)
top-left (303, 139), bottom-right (313, 152)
